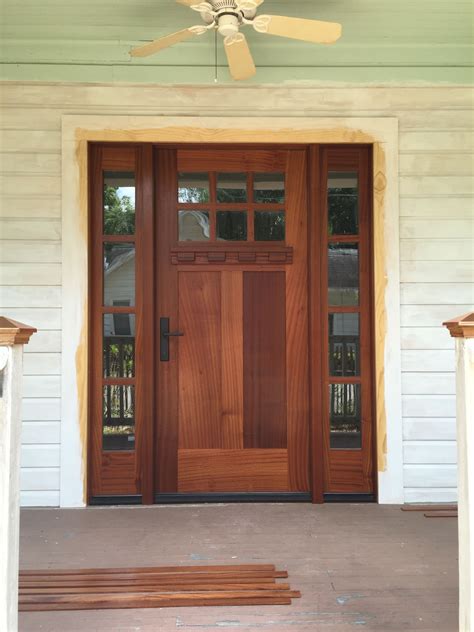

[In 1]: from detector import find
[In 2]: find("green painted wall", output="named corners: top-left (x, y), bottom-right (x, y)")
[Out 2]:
top-left (1, 0), bottom-right (473, 84)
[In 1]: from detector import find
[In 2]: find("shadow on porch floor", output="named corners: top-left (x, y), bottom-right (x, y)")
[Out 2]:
top-left (19, 503), bottom-right (457, 631)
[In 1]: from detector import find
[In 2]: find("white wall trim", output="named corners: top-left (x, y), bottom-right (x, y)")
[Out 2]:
top-left (61, 113), bottom-right (403, 507)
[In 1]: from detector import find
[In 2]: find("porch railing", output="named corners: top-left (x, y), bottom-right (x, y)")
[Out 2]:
top-left (444, 312), bottom-right (474, 632)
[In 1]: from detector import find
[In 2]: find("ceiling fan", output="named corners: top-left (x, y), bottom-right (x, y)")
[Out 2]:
top-left (130, 0), bottom-right (342, 81)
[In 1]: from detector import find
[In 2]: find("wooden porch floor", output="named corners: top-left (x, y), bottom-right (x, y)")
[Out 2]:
top-left (19, 504), bottom-right (458, 631)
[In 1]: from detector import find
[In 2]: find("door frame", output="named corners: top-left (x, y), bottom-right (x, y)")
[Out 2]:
top-left (61, 114), bottom-right (402, 508)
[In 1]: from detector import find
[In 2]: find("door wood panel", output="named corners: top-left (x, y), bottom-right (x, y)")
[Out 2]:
top-left (178, 449), bottom-right (288, 493)
top-left (178, 271), bottom-right (223, 449)
top-left (243, 271), bottom-right (287, 449)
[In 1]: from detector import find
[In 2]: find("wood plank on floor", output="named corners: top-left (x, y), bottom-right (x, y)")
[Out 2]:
top-left (19, 590), bottom-right (300, 611)
top-left (424, 511), bottom-right (458, 518)
top-left (20, 582), bottom-right (291, 595)
top-left (401, 504), bottom-right (457, 512)
top-left (19, 564), bottom-right (276, 576)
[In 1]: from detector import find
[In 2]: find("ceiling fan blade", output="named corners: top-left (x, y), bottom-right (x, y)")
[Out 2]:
top-left (130, 27), bottom-right (205, 57)
top-left (224, 33), bottom-right (256, 81)
top-left (253, 15), bottom-right (342, 45)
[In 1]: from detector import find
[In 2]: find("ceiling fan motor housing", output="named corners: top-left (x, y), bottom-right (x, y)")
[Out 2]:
top-left (210, 0), bottom-right (238, 9)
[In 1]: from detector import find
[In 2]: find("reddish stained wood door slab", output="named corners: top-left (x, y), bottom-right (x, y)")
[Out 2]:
top-left (155, 149), bottom-right (310, 494)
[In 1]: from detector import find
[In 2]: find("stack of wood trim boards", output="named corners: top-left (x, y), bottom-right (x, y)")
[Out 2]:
top-left (19, 564), bottom-right (301, 611)
top-left (401, 504), bottom-right (458, 518)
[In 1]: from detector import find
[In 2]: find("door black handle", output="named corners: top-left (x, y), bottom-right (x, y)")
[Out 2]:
top-left (160, 317), bottom-right (183, 362)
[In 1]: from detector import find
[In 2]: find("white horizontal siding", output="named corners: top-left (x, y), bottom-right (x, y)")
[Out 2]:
top-left (404, 441), bottom-right (457, 464)
top-left (404, 488), bottom-right (458, 504)
top-left (21, 468), bottom-right (60, 491)
top-left (20, 491), bottom-right (60, 507)
top-left (402, 373), bottom-right (455, 395)
top-left (24, 330), bottom-right (61, 353)
top-left (0, 84), bottom-right (471, 507)
top-left (23, 376), bottom-right (61, 398)
top-left (21, 421), bottom-right (61, 444)
top-left (403, 418), bottom-right (456, 441)
top-left (21, 444), bottom-right (60, 468)
top-left (23, 353), bottom-right (61, 375)
top-left (404, 464), bottom-right (457, 488)
top-left (401, 304), bottom-right (474, 327)
top-left (402, 395), bottom-right (456, 418)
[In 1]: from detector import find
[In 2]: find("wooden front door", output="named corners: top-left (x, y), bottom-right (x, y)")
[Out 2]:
top-left (155, 149), bottom-right (310, 498)
top-left (88, 143), bottom-right (375, 504)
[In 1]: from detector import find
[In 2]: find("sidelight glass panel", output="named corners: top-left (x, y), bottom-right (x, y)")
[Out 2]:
top-left (328, 243), bottom-right (359, 306)
top-left (103, 243), bottom-right (135, 306)
top-left (103, 172), bottom-right (135, 235)
top-left (103, 314), bottom-right (135, 378)
top-left (178, 173), bottom-right (210, 203)
top-left (217, 173), bottom-right (247, 203)
top-left (103, 385), bottom-right (135, 451)
top-left (217, 211), bottom-right (247, 241)
top-left (329, 313), bottom-right (360, 376)
top-left (329, 383), bottom-right (361, 449)
top-left (253, 173), bottom-right (285, 204)
top-left (328, 172), bottom-right (358, 236)
top-left (178, 210), bottom-right (210, 241)
top-left (255, 211), bottom-right (285, 241)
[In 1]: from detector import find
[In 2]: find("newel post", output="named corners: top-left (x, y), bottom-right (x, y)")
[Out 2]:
top-left (0, 318), bottom-right (36, 632)
top-left (444, 312), bottom-right (474, 632)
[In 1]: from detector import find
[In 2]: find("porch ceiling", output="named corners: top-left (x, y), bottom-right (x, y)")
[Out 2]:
top-left (19, 503), bottom-right (458, 630)
top-left (1, 0), bottom-right (473, 83)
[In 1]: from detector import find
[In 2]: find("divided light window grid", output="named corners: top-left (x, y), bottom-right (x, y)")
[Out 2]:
top-left (101, 171), bottom-right (137, 451)
top-left (178, 172), bottom-right (286, 243)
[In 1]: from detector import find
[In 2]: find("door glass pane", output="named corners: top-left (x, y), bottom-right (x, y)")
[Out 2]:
top-left (329, 314), bottom-right (360, 376)
top-left (103, 314), bottom-right (135, 378)
top-left (328, 243), bottom-right (359, 306)
top-left (103, 385), bottom-right (135, 451)
top-left (253, 173), bottom-right (285, 204)
top-left (330, 383), bottom-right (361, 449)
top-left (255, 211), bottom-right (285, 241)
top-left (328, 172), bottom-right (358, 236)
top-left (217, 211), bottom-right (247, 241)
top-left (104, 243), bottom-right (135, 306)
top-left (103, 172), bottom-right (135, 235)
top-left (217, 173), bottom-right (247, 203)
top-left (178, 210), bottom-right (210, 241)
top-left (178, 173), bottom-right (210, 203)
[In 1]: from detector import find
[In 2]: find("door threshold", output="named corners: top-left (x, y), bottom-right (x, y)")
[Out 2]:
top-left (324, 493), bottom-right (375, 503)
top-left (89, 495), bottom-right (142, 506)
top-left (154, 492), bottom-right (312, 504)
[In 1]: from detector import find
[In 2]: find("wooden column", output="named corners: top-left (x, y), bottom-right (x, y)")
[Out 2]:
top-left (444, 312), bottom-right (474, 632)
top-left (0, 317), bottom-right (36, 632)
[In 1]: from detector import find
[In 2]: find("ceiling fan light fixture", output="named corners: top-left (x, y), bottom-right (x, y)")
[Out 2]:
top-left (217, 14), bottom-right (240, 37)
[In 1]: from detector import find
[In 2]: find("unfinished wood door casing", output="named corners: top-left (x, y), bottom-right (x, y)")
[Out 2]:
top-left (88, 143), bottom-right (375, 503)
